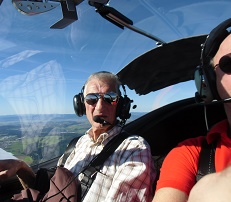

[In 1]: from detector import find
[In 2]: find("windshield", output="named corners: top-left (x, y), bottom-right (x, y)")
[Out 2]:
top-left (1, 0), bottom-right (231, 165)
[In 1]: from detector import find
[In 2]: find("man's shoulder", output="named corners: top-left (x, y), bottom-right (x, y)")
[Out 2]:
top-left (163, 136), bottom-right (205, 162)
top-left (178, 136), bottom-right (205, 147)
top-left (121, 133), bottom-right (151, 149)
top-left (121, 132), bottom-right (144, 141)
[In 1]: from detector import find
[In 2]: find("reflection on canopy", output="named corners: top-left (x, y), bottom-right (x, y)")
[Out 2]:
top-left (0, 60), bottom-right (65, 161)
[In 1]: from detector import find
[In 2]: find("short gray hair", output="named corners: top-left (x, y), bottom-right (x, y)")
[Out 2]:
top-left (84, 71), bottom-right (121, 96)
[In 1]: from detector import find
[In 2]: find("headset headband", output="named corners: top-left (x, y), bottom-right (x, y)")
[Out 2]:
top-left (201, 18), bottom-right (231, 67)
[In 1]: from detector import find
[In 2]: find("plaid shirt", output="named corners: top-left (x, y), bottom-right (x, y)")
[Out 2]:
top-left (58, 125), bottom-right (155, 202)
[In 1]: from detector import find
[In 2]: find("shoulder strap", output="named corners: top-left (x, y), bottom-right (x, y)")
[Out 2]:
top-left (80, 131), bottom-right (131, 200)
top-left (196, 138), bottom-right (216, 182)
top-left (60, 136), bottom-right (81, 167)
top-left (90, 131), bottom-right (131, 167)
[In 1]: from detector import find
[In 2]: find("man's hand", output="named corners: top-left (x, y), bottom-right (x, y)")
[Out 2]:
top-left (0, 159), bottom-right (36, 188)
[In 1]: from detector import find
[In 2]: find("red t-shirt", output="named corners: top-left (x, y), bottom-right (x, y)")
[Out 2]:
top-left (156, 119), bottom-right (231, 195)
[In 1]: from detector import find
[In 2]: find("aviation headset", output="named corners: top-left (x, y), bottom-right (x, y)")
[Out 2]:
top-left (73, 77), bottom-right (132, 122)
top-left (194, 18), bottom-right (231, 103)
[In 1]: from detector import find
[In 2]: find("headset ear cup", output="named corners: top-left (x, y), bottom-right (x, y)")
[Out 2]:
top-left (203, 66), bottom-right (220, 102)
top-left (117, 95), bottom-right (131, 120)
top-left (73, 93), bottom-right (86, 117)
top-left (116, 96), bottom-right (123, 118)
top-left (194, 66), bottom-right (218, 103)
top-left (194, 67), bottom-right (208, 102)
top-left (194, 67), bottom-right (202, 94)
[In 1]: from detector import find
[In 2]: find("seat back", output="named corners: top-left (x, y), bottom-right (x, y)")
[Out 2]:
top-left (124, 98), bottom-right (227, 191)
top-left (124, 97), bottom-right (226, 155)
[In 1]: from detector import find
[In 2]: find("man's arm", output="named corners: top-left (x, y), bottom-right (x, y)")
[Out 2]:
top-left (105, 136), bottom-right (155, 202)
top-left (153, 188), bottom-right (188, 202)
top-left (153, 137), bottom-right (204, 202)
top-left (0, 159), bottom-right (36, 188)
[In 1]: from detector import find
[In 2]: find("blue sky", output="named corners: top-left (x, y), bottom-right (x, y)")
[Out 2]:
top-left (0, 0), bottom-right (231, 115)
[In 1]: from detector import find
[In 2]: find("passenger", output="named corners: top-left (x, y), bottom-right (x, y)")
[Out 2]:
top-left (0, 71), bottom-right (155, 202)
top-left (153, 18), bottom-right (231, 202)
top-left (187, 165), bottom-right (231, 202)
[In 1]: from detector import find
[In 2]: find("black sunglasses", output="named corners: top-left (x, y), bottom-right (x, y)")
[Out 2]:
top-left (85, 92), bottom-right (119, 105)
top-left (216, 54), bottom-right (231, 74)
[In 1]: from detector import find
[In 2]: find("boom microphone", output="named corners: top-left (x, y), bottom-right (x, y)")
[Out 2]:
top-left (205, 97), bottom-right (231, 105)
top-left (195, 92), bottom-right (231, 105)
top-left (219, 97), bottom-right (231, 103)
top-left (93, 116), bottom-right (112, 125)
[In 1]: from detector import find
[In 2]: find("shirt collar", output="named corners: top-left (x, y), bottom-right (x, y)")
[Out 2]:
top-left (86, 124), bottom-right (123, 145)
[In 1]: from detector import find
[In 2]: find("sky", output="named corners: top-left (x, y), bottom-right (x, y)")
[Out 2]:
top-left (0, 0), bottom-right (231, 115)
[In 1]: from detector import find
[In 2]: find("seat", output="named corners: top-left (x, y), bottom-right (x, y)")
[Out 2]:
top-left (124, 97), bottom-right (226, 155)
top-left (124, 97), bottom-right (227, 191)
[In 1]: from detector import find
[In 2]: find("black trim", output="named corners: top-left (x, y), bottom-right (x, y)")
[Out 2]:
top-left (79, 131), bottom-right (131, 200)
top-left (196, 138), bottom-right (216, 182)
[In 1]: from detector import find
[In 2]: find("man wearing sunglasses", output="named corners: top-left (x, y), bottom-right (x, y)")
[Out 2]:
top-left (153, 19), bottom-right (231, 202)
top-left (78, 71), bottom-right (129, 141)
top-left (65, 71), bottom-right (155, 201)
top-left (0, 71), bottom-right (155, 202)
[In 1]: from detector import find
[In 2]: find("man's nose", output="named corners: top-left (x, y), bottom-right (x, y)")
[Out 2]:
top-left (95, 97), bottom-right (105, 110)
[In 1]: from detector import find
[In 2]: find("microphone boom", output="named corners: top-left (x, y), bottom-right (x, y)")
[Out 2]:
top-left (93, 116), bottom-right (112, 125)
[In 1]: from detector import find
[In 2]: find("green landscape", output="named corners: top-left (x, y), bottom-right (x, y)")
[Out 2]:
top-left (0, 114), bottom-right (91, 165)
top-left (0, 113), bottom-right (143, 165)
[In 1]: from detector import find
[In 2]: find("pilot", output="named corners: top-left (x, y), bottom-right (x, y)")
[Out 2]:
top-left (153, 18), bottom-right (231, 202)
top-left (0, 71), bottom-right (155, 202)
